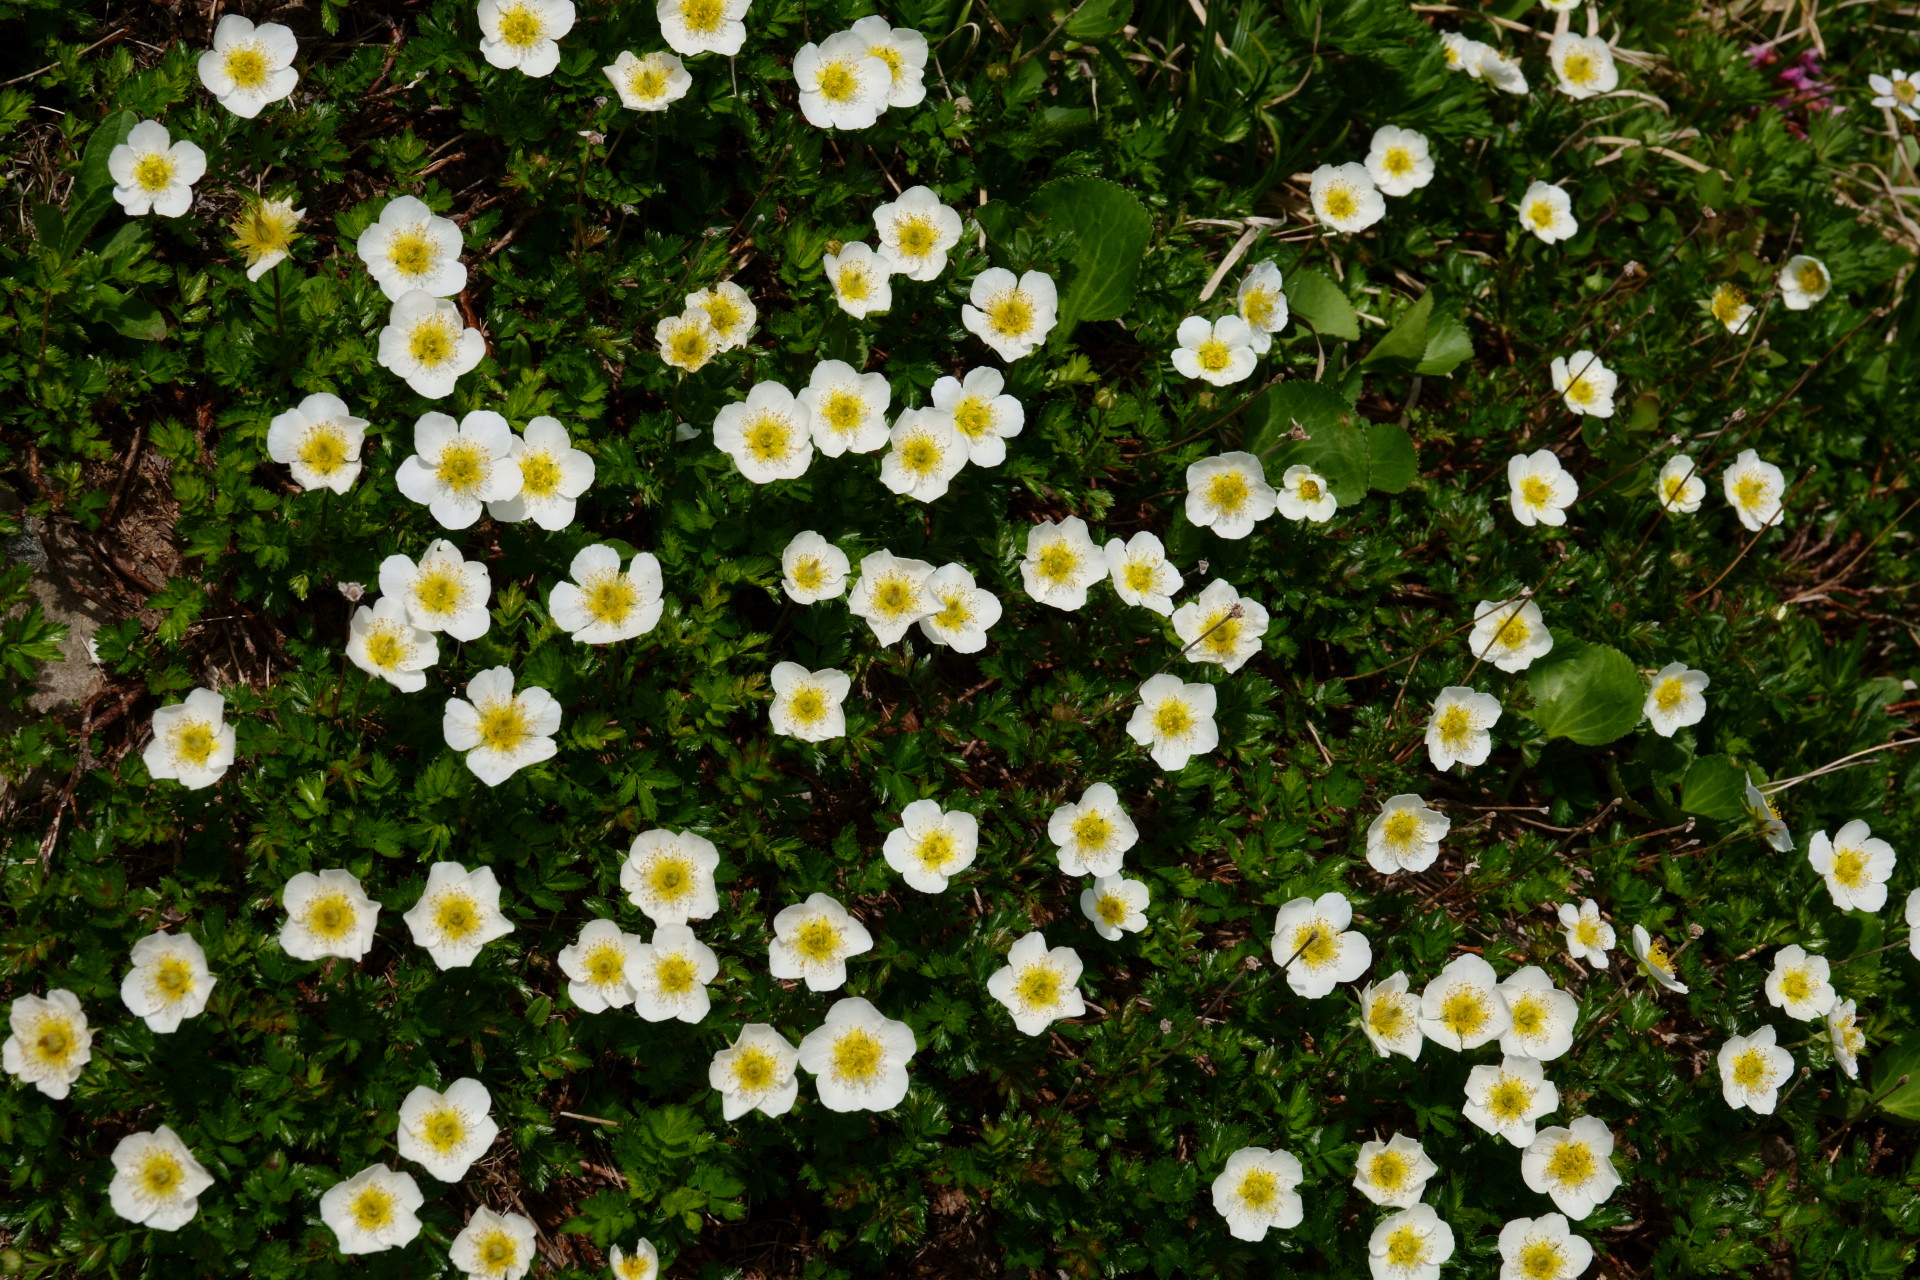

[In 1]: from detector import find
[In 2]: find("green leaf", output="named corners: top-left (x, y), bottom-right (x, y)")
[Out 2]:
top-left (1873, 1037), bottom-right (1920, 1122)
top-left (1679, 755), bottom-right (1751, 821)
top-left (1364, 422), bottom-right (1418, 493)
top-left (63, 109), bottom-right (136, 256)
top-left (109, 294), bottom-right (168, 342)
top-left (1285, 268), bottom-right (1359, 341)
top-left (1027, 176), bottom-right (1153, 329)
top-left (1243, 379), bottom-right (1356, 458)
top-left (1359, 291), bottom-right (1432, 373)
top-left (1250, 383), bottom-right (1417, 506)
top-left (1066, 0), bottom-right (1133, 40)
top-left (1528, 640), bottom-right (1645, 746)
top-left (1416, 311), bottom-right (1475, 376)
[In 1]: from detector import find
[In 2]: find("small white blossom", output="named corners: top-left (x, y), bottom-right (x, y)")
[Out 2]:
top-left (714, 381), bottom-right (813, 483)
top-left (1186, 452), bottom-right (1278, 540)
top-left (1778, 254), bottom-right (1831, 310)
top-left (1020, 517), bottom-right (1107, 609)
top-left (1425, 686), bottom-right (1501, 771)
top-left (1170, 315), bottom-right (1258, 386)
top-left (1310, 162), bottom-right (1386, 233)
top-left (477, 0), bottom-right (575, 78)
top-left (557, 919), bottom-right (644, 1012)
top-left (882, 799), bottom-right (978, 893)
top-left (1644, 662), bottom-right (1708, 737)
top-left (1521, 1119), bottom-right (1621, 1221)
top-left (689, 280), bottom-right (755, 349)
top-left (1211, 1147), bottom-right (1303, 1242)
top-left (1497, 1214), bottom-right (1594, 1280)
top-left (1479, 46), bottom-right (1530, 94)
top-left (1807, 819), bottom-right (1897, 913)
top-left (403, 864), bottom-right (514, 969)
top-left (801, 359), bottom-right (892, 456)
top-left (1469, 598), bottom-right (1554, 673)
top-left (1550, 351), bottom-right (1617, 418)
top-left (1709, 283), bottom-right (1755, 334)
top-left (1270, 892), bottom-right (1372, 998)
top-left (656, 310), bottom-right (720, 372)
top-left (1104, 532), bottom-right (1182, 614)
top-left (266, 393), bottom-right (367, 494)
top-left (1508, 449), bottom-right (1579, 526)
top-left (1744, 780), bottom-right (1795, 852)
top-left (1365, 125), bottom-right (1435, 196)
top-left (1719, 1025), bottom-right (1794, 1113)
top-left (280, 869), bottom-right (381, 962)
top-left (987, 931), bottom-right (1087, 1035)
top-left (1466, 1055), bottom-right (1560, 1147)
top-left (620, 829), bottom-right (721, 925)
top-left (319, 1164), bottom-right (424, 1255)
top-left (930, 367), bottom-right (1024, 466)
top-left (848, 550), bottom-right (935, 644)
top-left (1080, 875), bottom-right (1150, 940)
top-left (794, 31), bottom-right (891, 130)
top-left (443, 666), bottom-right (561, 786)
top-left (1828, 1000), bottom-right (1867, 1081)
top-left (610, 1241), bottom-right (660, 1280)
top-left (1557, 900), bottom-right (1614, 968)
top-left (1419, 953), bottom-right (1511, 1051)
top-left (488, 417), bottom-right (595, 529)
top-left (1369, 1204), bottom-right (1455, 1280)
top-left (1549, 33), bottom-right (1618, 98)
top-left (657, 0), bottom-right (749, 57)
top-left (198, 15), bottom-right (299, 117)
top-left (768, 893), bottom-right (873, 992)
top-left (1366, 794), bottom-right (1450, 875)
top-left (768, 662), bottom-right (851, 742)
top-left (880, 408), bottom-right (966, 501)
top-left (143, 688), bottom-right (237, 791)
top-left (108, 120), bottom-right (206, 218)
top-left (1236, 261), bottom-right (1289, 352)
top-left (1048, 782), bottom-right (1138, 876)
top-left (1126, 674), bottom-right (1219, 771)
top-left (1656, 455), bottom-right (1707, 513)
top-left (963, 267), bottom-right (1058, 361)
top-left (379, 539), bottom-right (491, 641)
top-left (709, 1025), bottom-right (799, 1120)
top-left (450, 1206), bottom-right (537, 1280)
top-left (1870, 69), bottom-right (1920, 121)
top-left (604, 50), bottom-right (691, 111)
top-left (108, 1126), bottom-right (214, 1230)
top-left (1172, 578), bottom-right (1269, 673)
top-left (917, 563), bottom-right (1002, 653)
top-left (631, 924), bottom-right (718, 1023)
top-left (396, 410), bottom-right (521, 530)
top-left (4, 990), bottom-right (91, 1099)
top-left (549, 545), bottom-right (664, 645)
top-left (378, 292), bottom-right (485, 398)
top-left (1360, 972), bottom-right (1424, 1061)
top-left (780, 531), bottom-right (850, 604)
top-left (1276, 464), bottom-right (1337, 523)
top-left (824, 241), bottom-right (894, 317)
top-left (873, 184), bottom-right (961, 280)
top-left (1518, 181), bottom-right (1578, 244)
top-left (397, 1078), bottom-right (499, 1182)
top-left (1723, 448), bottom-right (1786, 532)
top-left (357, 196), bottom-right (468, 301)
top-left (797, 997), bottom-right (916, 1113)
top-left (1765, 945), bottom-right (1837, 1020)
top-left (1353, 1133), bottom-right (1437, 1209)
top-left (1628, 923), bottom-right (1689, 994)
top-left (850, 15), bottom-right (928, 109)
top-left (1499, 967), bottom-right (1580, 1061)
top-left (119, 931), bottom-right (216, 1034)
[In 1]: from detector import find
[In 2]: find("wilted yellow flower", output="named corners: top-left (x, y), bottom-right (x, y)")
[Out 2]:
top-left (230, 196), bottom-right (303, 281)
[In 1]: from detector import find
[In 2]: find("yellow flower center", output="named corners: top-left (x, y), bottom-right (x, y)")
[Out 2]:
top-left (732, 1045), bottom-right (776, 1091)
top-left (1438, 987), bottom-right (1490, 1039)
top-left (408, 316), bottom-right (455, 367)
top-left (1206, 468), bottom-right (1250, 515)
top-left (1779, 968), bottom-right (1812, 1003)
top-left (1831, 845), bottom-right (1868, 889)
top-left (306, 892), bottom-right (357, 941)
top-left (1711, 283), bottom-right (1748, 326)
top-left (616, 1254), bottom-right (653, 1280)
top-left (820, 389), bottom-right (866, 436)
top-left (952, 397), bottom-right (993, 439)
top-left (1194, 339), bottom-right (1233, 372)
top-left (1242, 288), bottom-right (1276, 327)
top-left (791, 556), bottom-right (826, 591)
top-left (869, 42), bottom-right (904, 81)
top-left (669, 323), bottom-right (712, 366)
top-left (298, 426), bottom-right (348, 476)
top-left (584, 942), bottom-right (626, 985)
top-left (476, 1229), bottom-right (517, 1269)
top-left (1510, 992), bottom-right (1547, 1038)
top-left (646, 857), bottom-right (693, 902)
top-left (386, 228), bottom-right (436, 279)
top-left (702, 292), bottom-right (742, 334)
top-left (632, 66), bottom-right (670, 101)
top-left (818, 60), bottom-right (860, 103)
top-left (743, 413), bottom-right (796, 464)
top-left (350, 1184), bottom-right (395, 1231)
top-left (421, 1105), bottom-right (467, 1154)
top-left (1095, 893), bottom-right (1129, 927)
top-left (1643, 937), bottom-right (1674, 975)
top-left (1295, 475), bottom-right (1322, 501)
top-left (1573, 918), bottom-right (1602, 947)
top-left (1034, 541), bottom-right (1079, 585)
top-left (1014, 963), bottom-right (1062, 1007)
top-left (1545, 1140), bottom-right (1596, 1187)
top-left (1237, 1168), bottom-right (1278, 1211)
top-left (893, 214), bottom-right (937, 258)
top-left (433, 892), bottom-right (481, 940)
top-left (831, 1027), bottom-right (884, 1083)
top-left (1731, 1047), bottom-right (1772, 1089)
top-left (224, 45), bottom-right (270, 90)
top-left (1735, 474), bottom-right (1770, 511)
top-left (137, 1149), bottom-right (183, 1197)
top-left (172, 718), bottom-right (219, 767)
top-left (835, 261), bottom-right (873, 303)
top-left (582, 571), bottom-right (638, 626)
top-left (1368, 1150), bottom-right (1409, 1191)
top-left (1122, 560), bottom-right (1158, 594)
top-left (134, 153), bottom-right (175, 193)
top-left (152, 955), bottom-right (196, 1000)
top-left (793, 917), bottom-right (842, 963)
top-left (435, 441), bottom-right (488, 494)
top-left (1486, 1075), bottom-right (1536, 1121)
top-left (475, 699), bottom-right (530, 754)
top-left (1520, 1240), bottom-right (1567, 1280)
top-left (1385, 1225), bottom-right (1427, 1268)
top-left (29, 1017), bottom-right (75, 1066)
top-left (1152, 697), bottom-right (1194, 738)
top-left (1796, 263), bottom-right (1826, 294)
top-left (1380, 809), bottom-right (1423, 850)
top-left (1653, 678), bottom-right (1687, 713)
top-left (1564, 376), bottom-right (1595, 407)
top-left (1383, 146), bottom-right (1414, 176)
top-left (232, 200), bottom-right (300, 263)
top-left (1895, 80), bottom-right (1917, 104)
top-left (654, 952), bottom-right (697, 995)
top-left (787, 686), bottom-right (828, 727)
top-left (1368, 996), bottom-right (1410, 1039)
top-left (1435, 704), bottom-right (1475, 749)
top-left (1521, 475), bottom-right (1554, 507)
top-left (1562, 50), bottom-right (1596, 85)
top-left (678, 0), bottom-right (724, 35)
top-left (931, 590), bottom-right (973, 632)
top-left (1071, 809), bottom-right (1113, 850)
top-left (897, 432), bottom-right (942, 476)
top-left (496, 4), bottom-right (543, 48)
top-left (519, 449), bottom-right (562, 498)
top-left (915, 829), bottom-right (957, 872)
top-left (870, 573), bottom-right (921, 619)
top-left (1322, 185), bottom-right (1358, 221)
top-left (1199, 609), bottom-right (1242, 659)
top-left (414, 566), bottom-right (465, 617)
top-left (1836, 1015), bottom-right (1865, 1055)
top-left (1290, 923), bottom-right (1335, 968)
top-left (1528, 199), bottom-right (1558, 230)
top-left (987, 290), bottom-right (1034, 338)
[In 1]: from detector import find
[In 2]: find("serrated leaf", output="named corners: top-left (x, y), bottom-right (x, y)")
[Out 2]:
top-left (62, 109), bottom-right (136, 257)
top-left (1067, 0), bottom-right (1133, 39)
top-left (1359, 291), bottom-right (1432, 372)
top-left (109, 294), bottom-right (167, 341)
top-left (1680, 755), bottom-right (1751, 821)
top-left (1528, 640), bottom-right (1645, 746)
top-left (1265, 420), bottom-right (1417, 506)
top-left (1417, 310), bottom-right (1475, 375)
top-left (1285, 268), bottom-right (1359, 341)
top-left (1028, 176), bottom-right (1153, 329)
top-left (1873, 1037), bottom-right (1920, 1122)
top-left (1243, 379), bottom-right (1356, 458)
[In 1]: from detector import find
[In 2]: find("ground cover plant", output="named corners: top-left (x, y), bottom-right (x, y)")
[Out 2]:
top-left (4, 0), bottom-right (1920, 1276)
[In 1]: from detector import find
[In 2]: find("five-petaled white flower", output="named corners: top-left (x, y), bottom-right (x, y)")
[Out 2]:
top-left (397, 410), bottom-right (521, 529)
top-left (1643, 662), bottom-right (1708, 737)
top-left (380, 539), bottom-right (492, 641)
top-left (1466, 1055), bottom-right (1560, 1147)
top-left (987, 931), bottom-right (1087, 1035)
top-left (1236, 261), bottom-right (1290, 353)
top-left (1628, 923), bottom-right (1688, 993)
top-left (883, 799), bottom-right (979, 893)
top-left (1744, 780), bottom-right (1794, 852)
top-left (144, 687), bottom-right (237, 791)
top-left (715, 381), bottom-right (814, 483)
top-left (451, 1206), bottom-right (537, 1280)
top-left (1551, 351), bottom-right (1616, 418)
top-left (1656, 455), bottom-right (1707, 513)
top-left (109, 120), bottom-right (206, 218)
top-left (120, 931), bottom-right (216, 1034)
top-left (478, 0), bottom-right (575, 77)
top-left (1049, 782), bottom-right (1139, 876)
top-left (1360, 972), bottom-right (1425, 1061)
top-left (604, 50), bottom-right (691, 111)
top-left (444, 666), bottom-right (561, 786)
top-left (795, 31), bottom-right (891, 130)
top-left (1021, 516), bottom-right (1107, 610)
top-left (1828, 1000), bottom-right (1867, 1081)
top-left (690, 281), bottom-right (755, 349)
top-left (358, 196), bottom-right (468, 301)
top-left (108, 1125), bottom-right (214, 1230)
top-left (397, 1077), bottom-right (500, 1182)
top-left (1549, 33), bottom-right (1618, 98)
top-left (1518, 181), bottom-right (1578, 244)
top-left (874, 185), bottom-right (962, 280)
top-left (1127, 674), bottom-right (1220, 771)
top-left (1719, 1025), bottom-right (1794, 1114)
top-left (632, 924), bottom-right (719, 1023)
top-left (1211, 1146), bottom-right (1303, 1241)
top-left (230, 191), bottom-right (305, 281)
top-left (319, 1164), bottom-right (424, 1255)
top-left (1081, 874), bottom-right (1150, 940)
top-left (1499, 967), bottom-right (1580, 1061)
top-left (1498, 1214), bottom-right (1593, 1280)
top-left (267, 393), bottom-right (368, 493)
top-left (881, 408), bottom-right (966, 501)
top-left (963, 268), bottom-right (1058, 361)
top-left (281, 869), bottom-right (381, 962)
top-left (848, 550), bottom-right (935, 643)
top-left (1104, 531), bottom-right (1183, 615)
top-left (403, 863), bottom-right (515, 969)
top-left (1353, 1133), bottom-right (1437, 1209)
top-left (1270, 892), bottom-right (1372, 998)
top-left (1709, 283), bottom-right (1755, 334)
top-left (1509, 450), bottom-right (1579, 527)
top-left (823, 241), bottom-right (894, 317)
top-left (1173, 578), bottom-right (1269, 673)
top-left (851, 15), bottom-right (929, 109)
top-left (378, 292), bottom-right (486, 398)
top-left (1420, 953), bottom-right (1511, 1050)
top-left (658, 0), bottom-right (750, 57)
top-left (610, 1241), bottom-right (661, 1280)
top-left (1807, 820), bottom-right (1896, 913)
top-left (1480, 47), bottom-right (1530, 94)
top-left (1778, 254), bottom-right (1831, 310)
top-left (1469, 598), bottom-right (1554, 673)
top-left (1171, 315), bottom-right (1259, 386)
top-left (1522, 1118), bottom-right (1620, 1221)
top-left (1425, 686), bottom-right (1501, 771)
top-left (1765, 944), bottom-right (1836, 1020)
top-left (917, 563), bottom-right (1002, 653)
top-left (768, 662), bottom-right (851, 742)
top-left (781, 531), bottom-right (851, 604)
top-left (1366, 794), bottom-right (1450, 875)
top-left (801, 359), bottom-right (892, 456)
top-left (657, 310), bottom-right (720, 372)
top-left (489, 417), bottom-right (594, 529)
top-left (1723, 448), bottom-right (1786, 532)
top-left (198, 15), bottom-right (300, 117)
top-left (1557, 900), bottom-right (1615, 968)
top-left (1186, 452), bottom-right (1278, 540)
top-left (1441, 32), bottom-right (1493, 77)
top-left (797, 996), bottom-right (917, 1112)
top-left (1369, 1203), bottom-right (1455, 1280)
top-left (1276, 464), bottom-right (1338, 523)
top-left (1311, 162), bottom-right (1386, 233)
top-left (710, 1024), bottom-right (800, 1119)
top-left (4, 990), bottom-right (92, 1099)
top-left (769, 893), bottom-right (873, 992)
top-left (549, 545), bottom-right (664, 645)
top-left (1870, 69), bottom-right (1920, 120)
top-left (620, 829), bottom-right (721, 925)
top-left (557, 919), bottom-right (644, 1012)
top-left (931, 367), bottom-right (1024, 466)
top-left (1366, 125), bottom-right (1435, 197)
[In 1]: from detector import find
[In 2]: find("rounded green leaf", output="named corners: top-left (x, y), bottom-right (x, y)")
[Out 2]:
top-left (1527, 640), bottom-right (1645, 746)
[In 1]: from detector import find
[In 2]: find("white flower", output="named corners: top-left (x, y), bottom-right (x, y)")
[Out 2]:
top-left (267, 393), bottom-right (368, 493)
top-left (714, 380), bottom-right (813, 483)
top-left (357, 196), bottom-right (468, 301)
top-left (632, 923), bottom-right (719, 1023)
top-left (1709, 282), bottom-right (1754, 334)
top-left (1424, 686), bottom-right (1501, 771)
top-left (1020, 516), bottom-right (1107, 609)
top-left (451, 1206), bottom-right (536, 1280)
top-left (1172, 578), bottom-right (1269, 673)
top-left (1557, 899), bottom-right (1614, 968)
top-left (1081, 875), bottom-right (1150, 940)
top-left (478, 0), bottom-right (574, 77)
top-left (1643, 662), bottom-right (1708, 737)
top-left (987, 931), bottom-right (1087, 1035)
top-left (1549, 33), bottom-right (1618, 98)
top-left (1479, 46), bottom-right (1530, 94)
top-left (657, 0), bottom-right (749, 57)
top-left (931, 367), bottom-right (1024, 466)
top-left (1828, 999), bottom-right (1867, 1081)
top-left (1719, 1025), bottom-right (1794, 1114)
top-left (620, 829), bottom-right (720, 925)
top-left (1778, 254), bottom-right (1831, 310)
top-left (823, 241), bottom-right (894, 317)
top-left (1049, 782), bottom-right (1139, 876)
top-left (689, 281), bottom-right (755, 349)
top-left (1723, 448), bottom-right (1786, 532)
top-left (798, 996), bottom-right (916, 1112)
top-left (848, 550), bottom-right (935, 643)
top-left (320, 1164), bottom-right (424, 1254)
top-left (1127, 674), bottom-right (1219, 771)
top-left (549, 545), bottom-right (663, 645)
top-left (488, 417), bottom-right (595, 529)
top-left (1441, 32), bottom-right (1492, 76)
top-left (610, 1241), bottom-right (660, 1280)
top-left (1498, 1214), bottom-right (1594, 1280)
top-left (873, 185), bottom-right (961, 280)
top-left (963, 267), bottom-right (1058, 361)
top-left (1270, 892), bottom-right (1372, 998)
top-left (801, 359), bottom-right (892, 456)
top-left (1550, 351), bottom-right (1617, 418)
top-left (1353, 1133), bottom-right (1437, 1209)
top-left (403, 863), bottom-right (514, 969)
top-left (1104, 532), bottom-right (1182, 614)
top-left (1170, 315), bottom-right (1258, 386)
top-left (769, 893), bottom-right (873, 992)
top-left (1369, 1204), bottom-right (1455, 1280)
top-left (882, 799), bottom-right (978, 892)
top-left (378, 292), bottom-right (485, 398)
top-left (143, 687), bottom-right (237, 790)
top-left (231, 197), bottom-right (301, 277)
top-left (280, 869), bottom-right (381, 962)
top-left (1765, 944), bottom-right (1836, 1020)
top-left (781, 531), bottom-right (850, 604)
top-left (1521, 1118), bottom-right (1620, 1221)
top-left (1310, 162), bottom-right (1386, 233)
top-left (397, 1078), bottom-right (499, 1182)
top-left (795, 31), bottom-right (891, 129)
top-left (917, 563), bottom-right (1002, 653)
top-left (1499, 967), bottom-right (1579, 1061)
top-left (1468, 598), bottom-right (1553, 673)
top-left (1210, 1147), bottom-right (1303, 1241)
top-left (1366, 794), bottom-right (1450, 875)
top-left (1365, 125), bottom-right (1435, 197)
top-left (198, 15), bottom-right (299, 118)
top-left (1744, 780), bottom-right (1794, 852)
top-left (1276, 464), bottom-right (1338, 523)
top-left (709, 1024), bottom-right (800, 1119)
top-left (1185, 452), bottom-right (1278, 540)
top-left (119, 931), bottom-right (215, 1034)
top-left (1627, 923), bottom-right (1688, 993)
top-left (1518, 181), bottom-right (1578, 244)
top-left (1235, 261), bottom-right (1289, 353)
top-left (1360, 972), bottom-right (1424, 1061)
top-left (108, 120), bottom-right (206, 218)
top-left (604, 50), bottom-right (690, 111)
top-left (396, 410), bottom-right (521, 529)
top-left (108, 1126), bottom-right (214, 1230)
top-left (1870, 69), bottom-right (1920, 121)
top-left (881, 408), bottom-right (966, 501)
top-left (3, 990), bottom-right (91, 1099)
top-left (768, 662), bottom-right (851, 741)
top-left (1419, 953), bottom-right (1511, 1050)
top-left (1508, 450), bottom-right (1579, 526)
top-left (557, 919), bottom-right (644, 1012)
top-left (656, 310), bottom-right (720, 372)
top-left (443, 666), bottom-right (561, 787)
top-left (851, 15), bottom-right (928, 109)
top-left (1466, 1055), bottom-right (1560, 1147)
top-left (1807, 819), bottom-right (1897, 913)
top-left (1655, 455), bottom-right (1707, 513)
top-left (380, 539), bottom-right (492, 641)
